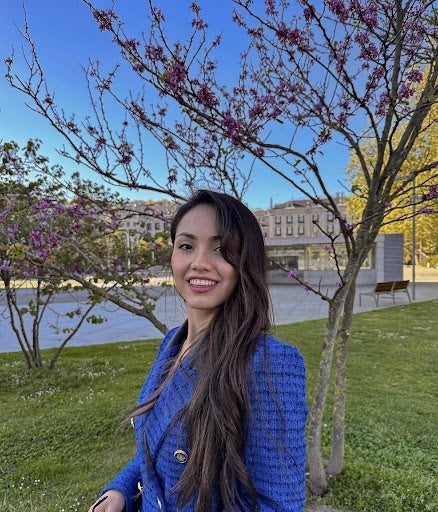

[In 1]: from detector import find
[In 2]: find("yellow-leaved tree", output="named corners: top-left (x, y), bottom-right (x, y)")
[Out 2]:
top-left (346, 70), bottom-right (438, 265)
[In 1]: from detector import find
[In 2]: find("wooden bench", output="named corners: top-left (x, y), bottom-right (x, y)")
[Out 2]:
top-left (359, 280), bottom-right (411, 307)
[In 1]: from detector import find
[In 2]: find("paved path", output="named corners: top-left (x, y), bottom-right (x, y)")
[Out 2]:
top-left (1, 268), bottom-right (437, 353)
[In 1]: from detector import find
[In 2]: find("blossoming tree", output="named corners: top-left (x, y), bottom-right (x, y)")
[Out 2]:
top-left (0, 140), bottom-right (171, 369)
top-left (6, 0), bottom-right (438, 494)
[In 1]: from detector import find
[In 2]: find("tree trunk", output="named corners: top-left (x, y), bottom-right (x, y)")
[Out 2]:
top-left (327, 280), bottom-right (356, 476)
top-left (306, 288), bottom-right (347, 495)
top-left (48, 302), bottom-right (96, 369)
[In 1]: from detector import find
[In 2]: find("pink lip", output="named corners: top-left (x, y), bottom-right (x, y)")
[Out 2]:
top-left (187, 278), bottom-right (218, 293)
top-left (188, 283), bottom-right (216, 293)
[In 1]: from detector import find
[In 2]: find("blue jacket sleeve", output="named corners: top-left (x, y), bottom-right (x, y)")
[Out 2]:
top-left (100, 329), bottom-right (179, 511)
top-left (242, 337), bottom-right (308, 511)
top-left (101, 458), bottom-right (142, 512)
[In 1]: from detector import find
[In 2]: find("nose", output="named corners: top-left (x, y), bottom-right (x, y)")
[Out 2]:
top-left (190, 247), bottom-right (212, 271)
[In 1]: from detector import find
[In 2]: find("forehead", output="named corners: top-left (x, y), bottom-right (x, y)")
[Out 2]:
top-left (175, 204), bottom-right (218, 236)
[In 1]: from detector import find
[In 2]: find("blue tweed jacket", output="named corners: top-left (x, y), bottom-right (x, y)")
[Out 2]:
top-left (102, 325), bottom-right (308, 511)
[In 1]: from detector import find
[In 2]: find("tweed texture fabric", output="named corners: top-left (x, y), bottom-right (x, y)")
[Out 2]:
top-left (102, 325), bottom-right (307, 511)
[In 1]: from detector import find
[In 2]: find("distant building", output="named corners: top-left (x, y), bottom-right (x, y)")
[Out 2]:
top-left (266, 233), bottom-right (404, 286)
top-left (119, 199), bottom-right (176, 238)
top-left (253, 192), bottom-right (349, 239)
top-left (118, 195), bottom-right (404, 285)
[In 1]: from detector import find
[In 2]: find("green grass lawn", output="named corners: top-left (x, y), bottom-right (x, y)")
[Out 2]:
top-left (1, 300), bottom-right (437, 512)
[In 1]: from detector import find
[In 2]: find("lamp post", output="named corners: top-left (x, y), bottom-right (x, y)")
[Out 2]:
top-left (411, 176), bottom-right (416, 301)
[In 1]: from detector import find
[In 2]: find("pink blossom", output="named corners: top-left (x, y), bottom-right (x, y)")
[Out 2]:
top-left (30, 230), bottom-right (45, 248)
top-left (327, 0), bottom-right (349, 22)
top-left (397, 83), bottom-right (415, 100)
top-left (422, 184), bottom-right (438, 200)
top-left (95, 137), bottom-right (106, 154)
top-left (221, 112), bottom-right (245, 145)
top-left (418, 207), bottom-right (435, 215)
top-left (197, 84), bottom-right (219, 108)
top-left (276, 23), bottom-right (307, 49)
top-left (287, 268), bottom-right (299, 278)
top-left (265, 0), bottom-right (277, 16)
top-left (362, 2), bottom-right (378, 27)
top-left (365, 66), bottom-right (385, 93)
top-left (191, 18), bottom-right (207, 30)
top-left (407, 69), bottom-right (423, 83)
top-left (376, 94), bottom-right (390, 116)
top-left (166, 61), bottom-right (187, 96)
top-left (93, 9), bottom-right (116, 31)
top-left (355, 31), bottom-right (378, 61)
top-left (87, 125), bottom-right (98, 136)
top-left (145, 45), bottom-right (165, 62)
top-left (130, 101), bottom-right (148, 124)
top-left (151, 6), bottom-right (165, 22)
top-left (66, 120), bottom-right (80, 134)
top-left (43, 94), bottom-right (54, 106)
top-left (337, 112), bottom-right (348, 128)
top-left (133, 63), bottom-right (146, 73)
top-left (303, 6), bottom-right (315, 22)
top-left (118, 142), bottom-right (134, 165)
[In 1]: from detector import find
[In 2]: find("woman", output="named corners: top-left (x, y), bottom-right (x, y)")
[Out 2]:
top-left (89, 190), bottom-right (308, 512)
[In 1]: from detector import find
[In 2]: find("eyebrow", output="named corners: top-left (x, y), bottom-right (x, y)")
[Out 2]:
top-left (175, 232), bottom-right (221, 241)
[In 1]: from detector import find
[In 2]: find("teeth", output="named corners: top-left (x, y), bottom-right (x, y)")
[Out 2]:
top-left (189, 279), bottom-right (216, 286)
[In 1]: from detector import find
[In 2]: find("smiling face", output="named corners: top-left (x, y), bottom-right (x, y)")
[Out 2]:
top-left (171, 204), bottom-right (239, 325)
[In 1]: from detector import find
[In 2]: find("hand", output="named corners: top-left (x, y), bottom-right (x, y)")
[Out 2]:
top-left (88, 490), bottom-right (125, 512)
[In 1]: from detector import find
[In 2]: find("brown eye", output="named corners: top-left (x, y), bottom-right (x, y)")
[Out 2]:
top-left (178, 243), bottom-right (193, 251)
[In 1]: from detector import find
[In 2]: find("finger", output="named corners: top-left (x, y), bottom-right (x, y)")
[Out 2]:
top-left (91, 495), bottom-right (108, 511)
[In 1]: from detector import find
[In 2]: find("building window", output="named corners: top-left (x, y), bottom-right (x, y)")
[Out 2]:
top-left (146, 223), bottom-right (152, 230)
top-left (286, 226), bottom-right (293, 235)
top-left (286, 215), bottom-right (293, 223)
top-left (327, 212), bottom-right (334, 222)
top-left (267, 243), bottom-right (374, 272)
top-left (298, 225), bottom-right (305, 235)
top-left (327, 224), bottom-right (334, 234)
top-left (298, 214), bottom-right (305, 223)
top-left (155, 222), bottom-right (161, 230)
top-left (275, 216), bottom-right (281, 224)
top-left (312, 213), bottom-right (319, 222)
top-left (275, 226), bottom-right (282, 236)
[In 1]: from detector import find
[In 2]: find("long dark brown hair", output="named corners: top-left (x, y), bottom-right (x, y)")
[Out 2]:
top-left (131, 190), bottom-right (272, 511)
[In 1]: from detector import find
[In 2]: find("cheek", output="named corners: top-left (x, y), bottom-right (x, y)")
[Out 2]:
top-left (171, 253), bottom-right (186, 280)
top-left (170, 251), bottom-right (179, 271)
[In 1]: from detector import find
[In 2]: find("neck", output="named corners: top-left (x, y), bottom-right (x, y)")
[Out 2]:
top-left (185, 309), bottom-right (215, 347)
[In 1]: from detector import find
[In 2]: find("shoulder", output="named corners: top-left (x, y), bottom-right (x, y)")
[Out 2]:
top-left (248, 333), bottom-right (308, 430)
top-left (250, 334), bottom-right (307, 401)
top-left (253, 333), bottom-right (306, 376)
top-left (155, 324), bottom-right (184, 360)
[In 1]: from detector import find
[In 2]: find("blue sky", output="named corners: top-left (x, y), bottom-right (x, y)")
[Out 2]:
top-left (1, 0), bottom-right (353, 208)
